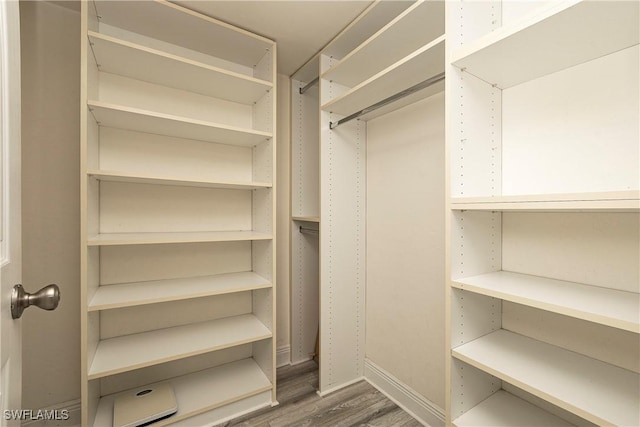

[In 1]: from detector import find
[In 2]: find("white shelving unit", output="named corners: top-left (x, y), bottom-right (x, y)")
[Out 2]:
top-left (288, 1), bottom-right (413, 368)
top-left (311, 0), bottom-right (445, 395)
top-left (321, 0), bottom-right (443, 88)
top-left (321, 0), bottom-right (444, 121)
top-left (321, 35), bottom-right (445, 117)
top-left (446, 1), bottom-right (639, 425)
top-left (320, 0), bottom-right (414, 64)
top-left (291, 0), bottom-right (443, 384)
top-left (81, 1), bottom-right (276, 425)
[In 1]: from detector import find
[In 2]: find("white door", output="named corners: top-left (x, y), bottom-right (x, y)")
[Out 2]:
top-left (0, 0), bottom-right (21, 424)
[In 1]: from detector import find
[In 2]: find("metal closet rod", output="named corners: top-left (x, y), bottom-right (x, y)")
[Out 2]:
top-left (299, 226), bottom-right (319, 235)
top-left (299, 77), bottom-right (319, 94)
top-left (329, 72), bottom-right (446, 130)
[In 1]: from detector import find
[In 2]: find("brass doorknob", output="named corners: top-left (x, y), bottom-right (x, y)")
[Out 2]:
top-left (11, 284), bottom-right (60, 319)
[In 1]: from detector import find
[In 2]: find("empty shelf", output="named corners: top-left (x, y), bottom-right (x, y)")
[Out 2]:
top-left (88, 101), bottom-right (271, 147)
top-left (453, 271), bottom-right (639, 333)
top-left (452, 329), bottom-right (640, 426)
top-left (452, 390), bottom-right (573, 427)
top-left (87, 231), bottom-right (272, 246)
top-left (88, 314), bottom-right (272, 379)
top-left (93, 0), bottom-right (273, 67)
top-left (292, 216), bottom-right (320, 223)
top-left (88, 170), bottom-right (271, 190)
top-left (93, 358), bottom-right (272, 426)
top-left (88, 32), bottom-right (272, 105)
top-left (89, 272), bottom-right (271, 311)
top-left (451, 0), bottom-right (639, 88)
top-left (322, 36), bottom-right (445, 117)
top-left (450, 191), bottom-right (640, 212)
top-left (322, 1), bottom-right (412, 60)
top-left (322, 0), bottom-right (444, 87)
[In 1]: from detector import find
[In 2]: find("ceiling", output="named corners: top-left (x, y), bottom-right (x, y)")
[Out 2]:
top-left (174, 1), bottom-right (375, 76)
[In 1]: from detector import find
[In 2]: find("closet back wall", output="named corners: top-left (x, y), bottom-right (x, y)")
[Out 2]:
top-left (366, 92), bottom-right (446, 417)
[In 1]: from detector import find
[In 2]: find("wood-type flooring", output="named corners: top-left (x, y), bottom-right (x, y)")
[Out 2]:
top-left (219, 361), bottom-right (422, 427)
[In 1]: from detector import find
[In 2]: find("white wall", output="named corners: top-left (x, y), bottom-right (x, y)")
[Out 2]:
top-left (276, 73), bottom-right (291, 361)
top-left (366, 92), bottom-right (446, 410)
top-left (20, 1), bottom-right (81, 411)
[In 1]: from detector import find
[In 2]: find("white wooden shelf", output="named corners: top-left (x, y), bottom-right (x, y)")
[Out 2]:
top-left (451, 0), bottom-right (640, 88)
top-left (88, 314), bottom-right (272, 379)
top-left (88, 101), bottom-right (272, 147)
top-left (452, 390), bottom-right (573, 427)
top-left (89, 272), bottom-right (271, 311)
top-left (93, 0), bottom-right (273, 67)
top-left (322, 36), bottom-right (445, 116)
top-left (322, 1), bottom-right (412, 61)
top-left (451, 191), bottom-right (640, 212)
top-left (292, 216), bottom-right (320, 223)
top-left (93, 358), bottom-right (272, 426)
top-left (295, 1), bottom-right (414, 83)
top-left (88, 170), bottom-right (271, 190)
top-left (322, 0), bottom-right (443, 88)
top-left (88, 32), bottom-right (272, 105)
top-left (87, 231), bottom-right (272, 246)
top-left (452, 329), bottom-right (640, 427)
top-left (452, 271), bottom-right (639, 333)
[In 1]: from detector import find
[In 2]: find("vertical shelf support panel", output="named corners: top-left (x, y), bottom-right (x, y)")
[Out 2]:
top-left (253, 44), bottom-right (277, 402)
top-left (445, 0), bottom-right (503, 422)
top-left (81, 3), bottom-right (100, 424)
top-left (319, 55), bottom-right (366, 392)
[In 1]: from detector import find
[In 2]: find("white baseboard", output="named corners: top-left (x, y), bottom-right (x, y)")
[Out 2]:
top-left (290, 356), bottom-right (313, 366)
top-left (364, 359), bottom-right (445, 427)
top-left (316, 376), bottom-right (365, 397)
top-left (20, 399), bottom-right (81, 427)
top-left (276, 345), bottom-right (291, 367)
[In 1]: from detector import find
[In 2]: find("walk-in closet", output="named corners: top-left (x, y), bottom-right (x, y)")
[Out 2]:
top-left (11, 0), bottom-right (638, 426)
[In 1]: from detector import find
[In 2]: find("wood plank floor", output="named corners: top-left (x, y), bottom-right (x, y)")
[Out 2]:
top-left (219, 361), bottom-right (422, 427)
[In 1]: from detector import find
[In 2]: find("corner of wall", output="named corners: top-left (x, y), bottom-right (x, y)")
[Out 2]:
top-left (365, 359), bottom-right (445, 427)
